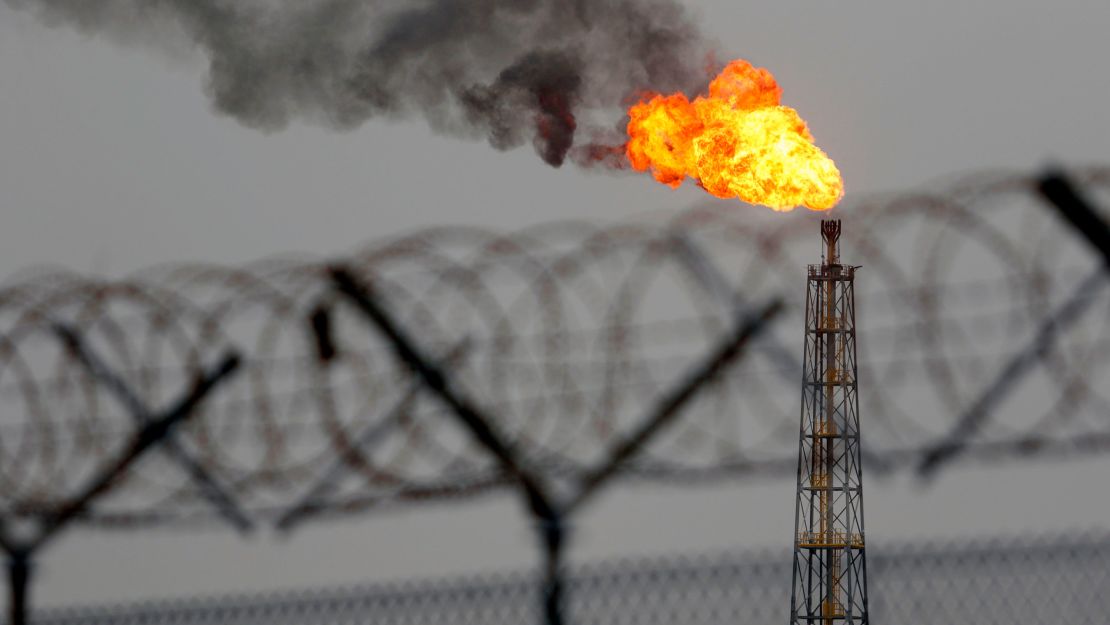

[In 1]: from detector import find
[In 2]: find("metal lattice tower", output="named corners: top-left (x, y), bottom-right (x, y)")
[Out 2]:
top-left (790, 220), bottom-right (869, 624)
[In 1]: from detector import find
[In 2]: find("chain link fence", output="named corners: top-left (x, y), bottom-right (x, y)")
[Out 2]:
top-left (36, 531), bottom-right (1109, 625)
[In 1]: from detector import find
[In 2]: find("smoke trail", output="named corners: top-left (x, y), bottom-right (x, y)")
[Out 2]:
top-left (7, 0), bottom-right (709, 167)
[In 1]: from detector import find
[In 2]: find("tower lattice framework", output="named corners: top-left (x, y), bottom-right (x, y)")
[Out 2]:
top-left (790, 220), bottom-right (869, 624)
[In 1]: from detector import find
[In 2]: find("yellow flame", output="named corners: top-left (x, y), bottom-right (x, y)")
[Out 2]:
top-left (626, 60), bottom-right (843, 211)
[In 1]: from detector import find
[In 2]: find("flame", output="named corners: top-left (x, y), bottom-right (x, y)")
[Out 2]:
top-left (625, 60), bottom-right (843, 211)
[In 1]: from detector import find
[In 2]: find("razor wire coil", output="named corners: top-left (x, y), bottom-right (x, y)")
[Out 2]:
top-left (0, 166), bottom-right (1107, 527)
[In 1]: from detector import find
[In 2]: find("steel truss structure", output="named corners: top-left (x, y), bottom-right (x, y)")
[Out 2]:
top-left (790, 220), bottom-right (868, 624)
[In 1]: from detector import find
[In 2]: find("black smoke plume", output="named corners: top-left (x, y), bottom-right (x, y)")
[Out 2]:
top-left (7, 0), bottom-right (710, 167)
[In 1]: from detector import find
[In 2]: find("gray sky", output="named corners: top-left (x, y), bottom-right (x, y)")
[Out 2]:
top-left (1, 0), bottom-right (1109, 609)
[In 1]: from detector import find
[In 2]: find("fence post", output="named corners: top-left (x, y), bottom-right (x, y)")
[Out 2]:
top-left (539, 516), bottom-right (567, 625)
top-left (7, 552), bottom-right (29, 625)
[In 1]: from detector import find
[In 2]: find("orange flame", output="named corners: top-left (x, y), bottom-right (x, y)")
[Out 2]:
top-left (626, 60), bottom-right (843, 211)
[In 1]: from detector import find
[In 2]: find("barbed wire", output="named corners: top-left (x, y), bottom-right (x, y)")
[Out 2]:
top-left (0, 166), bottom-right (1107, 529)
